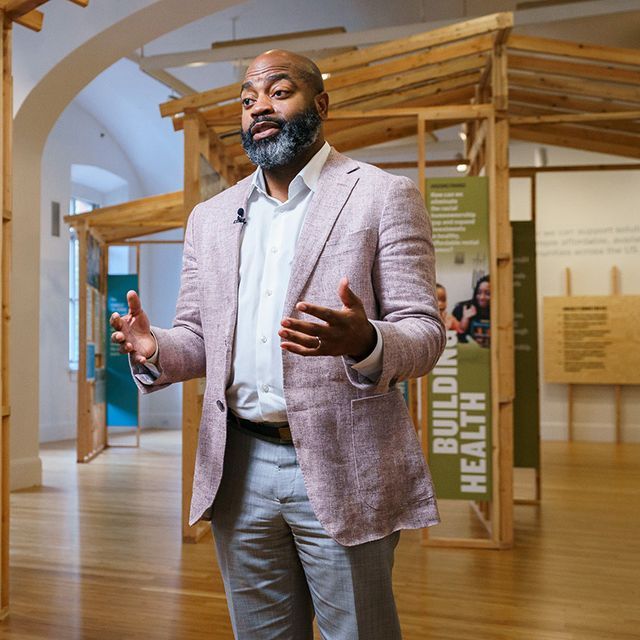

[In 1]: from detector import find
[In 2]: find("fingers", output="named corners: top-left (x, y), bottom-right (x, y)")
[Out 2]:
top-left (110, 312), bottom-right (122, 330)
top-left (295, 301), bottom-right (342, 324)
top-left (280, 317), bottom-right (326, 335)
top-left (337, 276), bottom-right (361, 309)
top-left (280, 341), bottom-right (321, 357)
top-left (127, 290), bottom-right (142, 315)
top-left (278, 327), bottom-right (322, 350)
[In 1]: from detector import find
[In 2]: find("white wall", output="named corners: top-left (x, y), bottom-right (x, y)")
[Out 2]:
top-left (38, 100), bottom-right (185, 450)
top-left (510, 144), bottom-right (640, 443)
top-left (138, 230), bottom-right (184, 430)
top-left (38, 102), bottom-right (145, 447)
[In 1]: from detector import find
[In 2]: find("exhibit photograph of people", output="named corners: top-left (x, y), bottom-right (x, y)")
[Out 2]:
top-left (1, 1), bottom-right (639, 639)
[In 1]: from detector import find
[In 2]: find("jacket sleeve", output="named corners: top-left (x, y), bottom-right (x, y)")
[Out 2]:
top-left (342, 175), bottom-right (446, 393)
top-left (129, 205), bottom-right (206, 395)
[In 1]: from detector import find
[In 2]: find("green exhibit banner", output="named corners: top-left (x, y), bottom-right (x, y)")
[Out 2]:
top-left (426, 177), bottom-right (492, 501)
top-left (106, 275), bottom-right (139, 428)
top-left (512, 221), bottom-right (541, 470)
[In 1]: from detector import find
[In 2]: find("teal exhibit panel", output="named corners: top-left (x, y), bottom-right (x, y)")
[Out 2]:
top-left (426, 177), bottom-right (492, 501)
top-left (106, 275), bottom-right (139, 427)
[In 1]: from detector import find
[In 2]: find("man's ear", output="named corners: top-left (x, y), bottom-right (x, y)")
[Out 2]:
top-left (315, 91), bottom-right (329, 120)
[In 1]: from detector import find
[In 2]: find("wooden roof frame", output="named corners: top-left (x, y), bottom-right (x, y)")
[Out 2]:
top-left (156, 11), bottom-right (640, 184)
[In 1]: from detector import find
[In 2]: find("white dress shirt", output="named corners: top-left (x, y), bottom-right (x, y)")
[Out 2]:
top-left (146, 142), bottom-right (382, 422)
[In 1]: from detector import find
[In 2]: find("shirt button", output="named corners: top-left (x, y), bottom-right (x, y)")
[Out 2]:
top-left (270, 246), bottom-right (278, 254)
top-left (262, 384), bottom-right (270, 393)
top-left (260, 335), bottom-right (268, 343)
top-left (266, 289), bottom-right (273, 297)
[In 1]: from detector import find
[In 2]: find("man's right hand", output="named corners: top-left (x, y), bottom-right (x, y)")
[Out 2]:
top-left (110, 290), bottom-right (157, 365)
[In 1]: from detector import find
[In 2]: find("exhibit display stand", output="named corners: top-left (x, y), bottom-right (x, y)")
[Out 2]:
top-left (544, 267), bottom-right (639, 443)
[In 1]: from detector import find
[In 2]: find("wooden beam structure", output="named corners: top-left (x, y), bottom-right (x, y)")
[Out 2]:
top-left (148, 12), bottom-right (640, 549)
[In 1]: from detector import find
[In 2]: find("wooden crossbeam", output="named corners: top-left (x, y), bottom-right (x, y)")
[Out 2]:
top-left (159, 12), bottom-right (513, 118)
top-left (510, 54), bottom-right (640, 87)
top-left (511, 124), bottom-right (640, 159)
top-left (67, 0), bottom-right (89, 6)
top-left (508, 34), bottom-right (640, 67)
top-left (509, 72), bottom-right (640, 104)
top-left (509, 103), bottom-right (640, 136)
top-left (12, 9), bottom-right (43, 31)
top-left (3, 0), bottom-right (47, 17)
top-left (510, 110), bottom-right (640, 126)
top-left (327, 103), bottom-right (493, 121)
top-left (63, 191), bottom-right (183, 226)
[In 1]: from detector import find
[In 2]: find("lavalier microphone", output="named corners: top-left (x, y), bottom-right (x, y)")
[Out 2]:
top-left (234, 207), bottom-right (247, 225)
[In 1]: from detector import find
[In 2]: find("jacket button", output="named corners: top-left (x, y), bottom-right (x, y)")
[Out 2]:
top-left (216, 400), bottom-right (225, 412)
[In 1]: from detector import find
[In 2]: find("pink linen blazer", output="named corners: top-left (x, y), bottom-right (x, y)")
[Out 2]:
top-left (132, 149), bottom-right (446, 546)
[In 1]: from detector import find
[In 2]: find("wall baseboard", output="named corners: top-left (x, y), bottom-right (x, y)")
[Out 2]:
top-left (11, 455), bottom-right (42, 491)
top-left (140, 412), bottom-right (181, 429)
top-left (40, 421), bottom-right (76, 444)
top-left (541, 421), bottom-right (640, 443)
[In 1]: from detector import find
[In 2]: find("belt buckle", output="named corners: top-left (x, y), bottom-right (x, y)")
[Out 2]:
top-left (278, 426), bottom-right (292, 442)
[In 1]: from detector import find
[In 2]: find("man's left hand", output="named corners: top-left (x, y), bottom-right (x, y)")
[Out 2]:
top-left (279, 277), bottom-right (376, 360)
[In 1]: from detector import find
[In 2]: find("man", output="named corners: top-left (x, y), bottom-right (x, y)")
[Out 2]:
top-left (110, 50), bottom-right (445, 640)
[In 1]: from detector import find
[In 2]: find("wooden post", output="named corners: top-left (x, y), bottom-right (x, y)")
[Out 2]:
top-left (488, 39), bottom-right (514, 548)
top-left (564, 267), bottom-right (574, 441)
top-left (0, 13), bottom-right (10, 618)
top-left (76, 224), bottom-right (89, 461)
top-left (611, 266), bottom-right (622, 444)
top-left (182, 112), bottom-right (210, 543)
top-left (136, 244), bottom-right (141, 448)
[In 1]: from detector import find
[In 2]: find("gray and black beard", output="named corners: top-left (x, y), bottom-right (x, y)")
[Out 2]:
top-left (241, 107), bottom-right (322, 170)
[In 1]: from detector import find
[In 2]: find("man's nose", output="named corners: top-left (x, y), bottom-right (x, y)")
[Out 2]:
top-left (250, 95), bottom-right (274, 117)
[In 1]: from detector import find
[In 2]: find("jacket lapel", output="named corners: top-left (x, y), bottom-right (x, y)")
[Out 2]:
top-left (282, 150), bottom-right (360, 318)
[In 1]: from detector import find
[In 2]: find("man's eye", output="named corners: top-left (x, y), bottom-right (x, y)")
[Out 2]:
top-left (272, 90), bottom-right (289, 98)
top-left (242, 97), bottom-right (254, 107)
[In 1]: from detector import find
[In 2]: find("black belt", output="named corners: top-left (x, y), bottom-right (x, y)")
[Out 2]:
top-left (228, 413), bottom-right (293, 445)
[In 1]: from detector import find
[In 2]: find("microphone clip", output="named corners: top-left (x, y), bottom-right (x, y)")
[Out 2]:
top-left (234, 207), bottom-right (247, 225)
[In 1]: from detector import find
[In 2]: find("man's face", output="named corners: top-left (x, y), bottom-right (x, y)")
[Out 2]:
top-left (240, 54), bottom-right (326, 169)
top-left (436, 286), bottom-right (447, 318)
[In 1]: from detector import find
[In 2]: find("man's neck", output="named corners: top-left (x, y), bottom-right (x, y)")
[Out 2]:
top-left (262, 138), bottom-right (325, 203)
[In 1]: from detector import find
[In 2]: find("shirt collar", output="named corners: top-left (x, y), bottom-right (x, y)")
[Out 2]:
top-left (250, 142), bottom-right (331, 200)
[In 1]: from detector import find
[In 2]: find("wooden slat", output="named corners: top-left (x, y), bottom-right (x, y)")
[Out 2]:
top-left (510, 87), bottom-right (636, 116)
top-left (510, 110), bottom-right (640, 125)
top-left (159, 12), bottom-right (512, 117)
top-left (328, 53), bottom-right (488, 107)
top-left (12, 9), bottom-right (42, 31)
top-left (510, 53), bottom-right (640, 86)
top-left (509, 71), bottom-right (640, 105)
top-left (4, 0), bottom-right (46, 18)
top-left (66, 0), bottom-right (89, 6)
top-left (508, 34), bottom-right (640, 67)
top-left (324, 33), bottom-right (494, 93)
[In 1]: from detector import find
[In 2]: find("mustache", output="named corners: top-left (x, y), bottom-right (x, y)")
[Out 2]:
top-left (249, 116), bottom-right (286, 135)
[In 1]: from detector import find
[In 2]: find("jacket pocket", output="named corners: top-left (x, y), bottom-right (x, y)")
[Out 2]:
top-left (351, 388), bottom-right (433, 511)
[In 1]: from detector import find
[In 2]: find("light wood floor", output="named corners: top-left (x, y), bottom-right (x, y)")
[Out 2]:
top-left (0, 431), bottom-right (638, 640)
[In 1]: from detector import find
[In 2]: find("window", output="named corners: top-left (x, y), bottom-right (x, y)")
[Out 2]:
top-left (69, 197), bottom-right (98, 370)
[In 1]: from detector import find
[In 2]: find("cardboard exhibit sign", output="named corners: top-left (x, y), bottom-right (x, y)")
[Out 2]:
top-left (543, 295), bottom-right (640, 385)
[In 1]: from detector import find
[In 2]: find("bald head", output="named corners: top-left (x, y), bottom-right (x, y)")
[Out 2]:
top-left (244, 49), bottom-right (324, 94)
